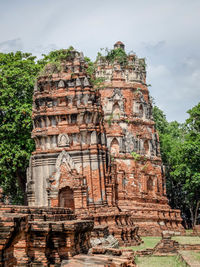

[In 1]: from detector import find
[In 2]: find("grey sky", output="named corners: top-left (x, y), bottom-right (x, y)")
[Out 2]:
top-left (0, 0), bottom-right (200, 122)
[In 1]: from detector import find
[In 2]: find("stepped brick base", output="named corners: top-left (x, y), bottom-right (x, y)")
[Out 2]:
top-left (129, 207), bottom-right (184, 236)
top-left (0, 205), bottom-right (93, 266)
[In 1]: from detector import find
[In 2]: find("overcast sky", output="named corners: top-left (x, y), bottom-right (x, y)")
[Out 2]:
top-left (0, 0), bottom-right (200, 122)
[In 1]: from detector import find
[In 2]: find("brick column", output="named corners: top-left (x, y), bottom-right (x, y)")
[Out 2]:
top-left (29, 223), bottom-right (49, 266)
top-left (13, 232), bottom-right (29, 266)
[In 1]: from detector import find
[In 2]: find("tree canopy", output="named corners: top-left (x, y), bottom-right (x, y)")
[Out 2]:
top-left (0, 52), bottom-right (41, 203)
top-left (153, 103), bottom-right (200, 227)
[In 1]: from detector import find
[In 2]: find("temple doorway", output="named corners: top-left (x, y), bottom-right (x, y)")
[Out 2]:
top-left (58, 186), bottom-right (75, 210)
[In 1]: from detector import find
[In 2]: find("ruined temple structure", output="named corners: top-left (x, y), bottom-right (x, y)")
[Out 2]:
top-left (27, 42), bottom-right (184, 238)
top-left (0, 205), bottom-right (93, 265)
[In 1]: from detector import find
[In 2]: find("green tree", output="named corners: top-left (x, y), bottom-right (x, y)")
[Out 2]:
top-left (0, 47), bottom-right (81, 204)
top-left (0, 51), bottom-right (41, 204)
top-left (152, 106), bottom-right (168, 135)
top-left (173, 103), bottom-right (200, 226)
top-left (153, 103), bottom-right (200, 227)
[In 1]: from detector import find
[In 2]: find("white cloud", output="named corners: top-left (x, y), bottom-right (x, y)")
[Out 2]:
top-left (0, 38), bottom-right (23, 52)
top-left (0, 0), bottom-right (199, 122)
top-left (148, 64), bottom-right (171, 80)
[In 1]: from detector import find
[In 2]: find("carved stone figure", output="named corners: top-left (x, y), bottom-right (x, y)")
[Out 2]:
top-left (58, 80), bottom-right (65, 88)
top-left (58, 133), bottom-right (70, 147)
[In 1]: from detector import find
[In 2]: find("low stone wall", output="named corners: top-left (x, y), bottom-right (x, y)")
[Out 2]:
top-left (0, 205), bottom-right (93, 266)
top-left (153, 234), bottom-right (179, 255)
top-left (178, 244), bottom-right (200, 250)
top-left (129, 208), bottom-right (184, 236)
top-left (62, 247), bottom-right (136, 266)
top-left (88, 211), bottom-right (142, 247)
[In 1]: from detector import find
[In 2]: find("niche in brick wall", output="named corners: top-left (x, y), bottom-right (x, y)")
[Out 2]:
top-left (144, 140), bottom-right (149, 154)
top-left (147, 177), bottom-right (153, 192)
top-left (110, 138), bottom-right (119, 155)
top-left (139, 104), bottom-right (143, 118)
top-left (113, 102), bottom-right (120, 119)
top-left (58, 186), bottom-right (75, 210)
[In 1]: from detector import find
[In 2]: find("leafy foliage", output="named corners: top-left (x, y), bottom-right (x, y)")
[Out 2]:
top-left (153, 103), bottom-right (200, 227)
top-left (131, 151), bottom-right (141, 161)
top-left (0, 47), bottom-right (80, 203)
top-left (0, 51), bottom-right (41, 204)
top-left (84, 56), bottom-right (105, 90)
top-left (38, 47), bottom-right (75, 76)
top-left (105, 47), bottom-right (127, 65)
top-left (39, 46), bottom-right (75, 65)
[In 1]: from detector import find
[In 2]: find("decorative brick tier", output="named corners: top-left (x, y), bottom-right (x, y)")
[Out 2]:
top-left (86, 211), bottom-right (141, 246)
top-left (130, 207), bottom-right (183, 235)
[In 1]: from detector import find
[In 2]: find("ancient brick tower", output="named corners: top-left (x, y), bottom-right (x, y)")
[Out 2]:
top-left (96, 42), bottom-right (166, 208)
top-left (27, 44), bottom-right (184, 236)
top-left (96, 42), bottom-right (183, 234)
top-left (27, 50), bottom-right (111, 210)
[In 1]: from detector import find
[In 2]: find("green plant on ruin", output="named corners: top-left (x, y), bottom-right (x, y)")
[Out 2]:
top-left (38, 46), bottom-right (75, 76)
top-left (107, 113), bottom-right (114, 126)
top-left (93, 77), bottom-right (106, 91)
top-left (110, 155), bottom-right (115, 162)
top-left (84, 56), bottom-right (95, 77)
top-left (97, 47), bottom-right (127, 65)
top-left (131, 151), bottom-right (141, 161)
top-left (40, 46), bottom-right (75, 63)
top-left (39, 62), bottom-right (61, 77)
top-left (105, 47), bottom-right (127, 65)
top-left (139, 58), bottom-right (146, 70)
top-left (135, 87), bottom-right (141, 93)
top-left (96, 51), bottom-right (103, 61)
top-left (84, 56), bottom-right (105, 91)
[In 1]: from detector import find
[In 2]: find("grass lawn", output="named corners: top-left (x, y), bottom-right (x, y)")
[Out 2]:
top-left (185, 229), bottom-right (193, 235)
top-left (136, 255), bottom-right (187, 267)
top-left (122, 236), bottom-right (161, 251)
top-left (172, 235), bottom-right (200, 244)
top-left (191, 251), bottom-right (200, 261)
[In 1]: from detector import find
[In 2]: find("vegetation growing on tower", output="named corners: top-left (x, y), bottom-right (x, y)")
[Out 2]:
top-left (96, 47), bottom-right (128, 65)
top-left (38, 46), bottom-right (75, 76)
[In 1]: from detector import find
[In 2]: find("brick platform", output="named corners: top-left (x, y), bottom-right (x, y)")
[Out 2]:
top-left (0, 205), bottom-right (93, 266)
